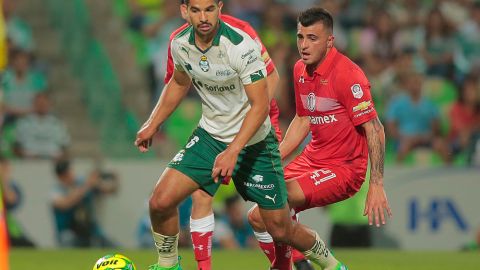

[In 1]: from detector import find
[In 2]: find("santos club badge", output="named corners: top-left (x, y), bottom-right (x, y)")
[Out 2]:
top-left (199, 55), bottom-right (210, 72)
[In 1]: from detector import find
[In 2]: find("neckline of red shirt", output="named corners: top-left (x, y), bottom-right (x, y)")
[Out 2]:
top-left (301, 47), bottom-right (338, 80)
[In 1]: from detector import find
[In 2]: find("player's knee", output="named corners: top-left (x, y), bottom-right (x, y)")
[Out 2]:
top-left (247, 205), bottom-right (264, 231)
top-left (192, 190), bottom-right (213, 208)
top-left (263, 218), bottom-right (291, 243)
top-left (149, 193), bottom-right (175, 215)
top-left (266, 225), bottom-right (289, 244)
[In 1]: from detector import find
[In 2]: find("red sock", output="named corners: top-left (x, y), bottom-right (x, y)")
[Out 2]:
top-left (191, 231), bottom-right (213, 270)
top-left (292, 248), bottom-right (307, 263)
top-left (259, 241), bottom-right (276, 264)
top-left (273, 242), bottom-right (292, 270)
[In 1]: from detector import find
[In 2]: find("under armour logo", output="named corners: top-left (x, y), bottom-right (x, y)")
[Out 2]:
top-left (299, 76), bottom-right (304, 83)
top-left (265, 194), bottom-right (277, 204)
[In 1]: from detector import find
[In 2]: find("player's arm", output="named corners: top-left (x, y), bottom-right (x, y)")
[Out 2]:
top-left (361, 117), bottom-right (392, 226)
top-left (135, 69), bottom-right (191, 152)
top-left (211, 79), bottom-right (270, 182)
top-left (231, 79), bottom-right (270, 151)
top-left (265, 68), bottom-right (279, 101)
top-left (278, 114), bottom-right (310, 159)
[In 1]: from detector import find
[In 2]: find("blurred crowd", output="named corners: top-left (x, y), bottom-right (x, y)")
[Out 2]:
top-left (0, 0), bottom-right (70, 161)
top-left (1, 0), bottom-right (480, 251)
top-left (0, 0), bottom-right (110, 249)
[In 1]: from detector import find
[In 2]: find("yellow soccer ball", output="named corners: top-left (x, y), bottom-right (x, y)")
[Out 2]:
top-left (93, 254), bottom-right (136, 270)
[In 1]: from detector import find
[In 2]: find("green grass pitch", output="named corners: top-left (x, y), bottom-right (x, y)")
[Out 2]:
top-left (10, 248), bottom-right (480, 269)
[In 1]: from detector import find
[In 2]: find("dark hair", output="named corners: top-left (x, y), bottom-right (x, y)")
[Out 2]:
top-left (298, 7), bottom-right (333, 32)
top-left (54, 159), bottom-right (70, 176)
top-left (183, 0), bottom-right (220, 5)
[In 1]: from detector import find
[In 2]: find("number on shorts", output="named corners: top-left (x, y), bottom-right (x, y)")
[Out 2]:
top-left (186, 136), bottom-right (199, 148)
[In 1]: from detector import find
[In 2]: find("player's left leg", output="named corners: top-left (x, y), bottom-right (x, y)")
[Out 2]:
top-left (248, 154), bottom-right (313, 269)
top-left (248, 205), bottom-right (314, 270)
top-left (190, 189), bottom-right (214, 270)
top-left (259, 205), bottom-right (345, 270)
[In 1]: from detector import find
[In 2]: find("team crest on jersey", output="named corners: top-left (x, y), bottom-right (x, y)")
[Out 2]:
top-left (199, 55), bottom-right (210, 72)
top-left (351, 84), bottom-right (363, 99)
top-left (306, 93), bottom-right (316, 112)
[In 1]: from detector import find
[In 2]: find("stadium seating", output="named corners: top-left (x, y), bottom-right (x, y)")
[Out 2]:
top-left (44, 0), bottom-right (147, 158)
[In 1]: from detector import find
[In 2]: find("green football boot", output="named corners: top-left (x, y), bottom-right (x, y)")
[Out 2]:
top-left (148, 257), bottom-right (182, 270)
top-left (147, 263), bottom-right (182, 270)
top-left (324, 262), bottom-right (348, 270)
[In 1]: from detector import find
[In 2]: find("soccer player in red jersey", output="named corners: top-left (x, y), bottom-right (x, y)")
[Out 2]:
top-left (248, 7), bottom-right (392, 270)
top-left (163, 2), bottom-right (302, 270)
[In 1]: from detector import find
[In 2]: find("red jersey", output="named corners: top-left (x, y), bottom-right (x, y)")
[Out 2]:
top-left (165, 15), bottom-right (282, 140)
top-left (293, 47), bottom-right (377, 175)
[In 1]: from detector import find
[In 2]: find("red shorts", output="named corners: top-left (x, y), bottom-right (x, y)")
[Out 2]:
top-left (284, 154), bottom-right (366, 212)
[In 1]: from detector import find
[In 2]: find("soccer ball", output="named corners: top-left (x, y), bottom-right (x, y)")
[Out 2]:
top-left (93, 254), bottom-right (136, 270)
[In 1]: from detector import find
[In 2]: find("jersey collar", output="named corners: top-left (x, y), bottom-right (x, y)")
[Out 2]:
top-left (188, 19), bottom-right (225, 53)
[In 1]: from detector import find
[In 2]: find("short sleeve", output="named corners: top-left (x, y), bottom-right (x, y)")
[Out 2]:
top-left (229, 37), bottom-right (267, 85)
top-left (242, 25), bottom-right (275, 75)
top-left (164, 41), bottom-right (175, 84)
top-left (336, 67), bottom-right (377, 126)
top-left (222, 15), bottom-right (276, 75)
top-left (293, 62), bottom-right (306, 116)
top-left (165, 24), bottom-right (189, 84)
top-left (170, 39), bottom-right (185, 72)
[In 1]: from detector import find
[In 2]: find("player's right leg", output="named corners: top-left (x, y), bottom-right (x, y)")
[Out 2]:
top-left (149, 168), bottom-right (199, 270)
top-left (190, 189), bottom-right (214, 270)
top-left (150, 128), bottom-right (225, 270)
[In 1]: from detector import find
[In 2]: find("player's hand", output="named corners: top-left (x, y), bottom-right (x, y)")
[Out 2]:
top-left (364, 182), bottom-right (392, 227)
top-left (212, 148), bottom-right (239, 183)
top-left (134, 123), bottom-right (156, 152)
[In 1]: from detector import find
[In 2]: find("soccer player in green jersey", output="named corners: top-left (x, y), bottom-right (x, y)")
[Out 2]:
top-left (135, 1), bottom-right (344, 269)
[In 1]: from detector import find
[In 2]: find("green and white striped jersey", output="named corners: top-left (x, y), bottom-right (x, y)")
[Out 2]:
top-left (171, 20), bottom-right (271, 145)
